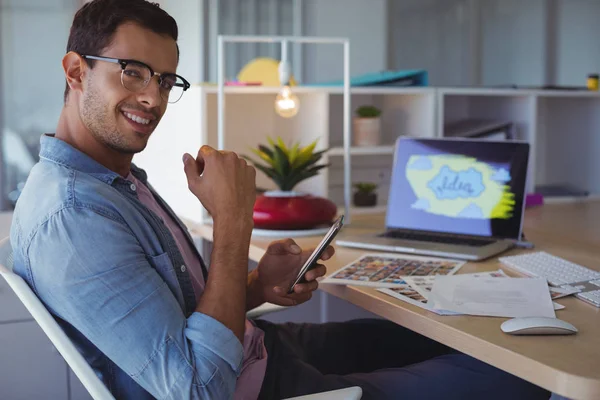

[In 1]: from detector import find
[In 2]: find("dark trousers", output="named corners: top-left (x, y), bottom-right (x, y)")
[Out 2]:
top-left (255, 319), bottom-right (550, 400)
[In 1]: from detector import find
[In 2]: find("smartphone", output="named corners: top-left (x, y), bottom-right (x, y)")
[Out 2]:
top-left (287, 215), bottom-right (344, 294)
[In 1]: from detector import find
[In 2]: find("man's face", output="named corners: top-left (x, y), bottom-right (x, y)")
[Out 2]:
top-left (80, 22), bottom-right (178, 154)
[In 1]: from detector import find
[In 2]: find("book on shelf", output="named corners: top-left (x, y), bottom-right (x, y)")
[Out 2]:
top-left (443, 119), bottom-right (516, 140)
top-left (309, 69), bottom-right (428, 87)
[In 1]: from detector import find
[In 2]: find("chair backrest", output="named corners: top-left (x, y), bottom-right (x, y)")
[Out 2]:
top-left (0, 237), bottom-right (115, 400)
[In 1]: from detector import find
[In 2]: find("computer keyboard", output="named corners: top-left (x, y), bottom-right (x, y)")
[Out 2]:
top-left (499, 252), bottom-right (600, 308)
top-left (499, 252), bottom-right (600, 286)
top-left (577, 289), bottom-right (600, 307)
top-left (380, 230), bottom-right (495, 247)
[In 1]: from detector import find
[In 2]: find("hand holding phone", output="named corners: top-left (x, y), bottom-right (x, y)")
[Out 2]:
top-left (287, 215), bottom-right (344, 294)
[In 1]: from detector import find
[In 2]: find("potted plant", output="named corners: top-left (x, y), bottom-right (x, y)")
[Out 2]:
top-left (353, 105), bottom-right (382, 146)
top-left (244, 137), bottom-right (337, 230)
top-left (353, 182), bottom-right (378, 207)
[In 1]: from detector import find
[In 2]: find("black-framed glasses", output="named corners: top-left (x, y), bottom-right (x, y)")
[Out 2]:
top-left (81, 55), bottom-right (190, 104)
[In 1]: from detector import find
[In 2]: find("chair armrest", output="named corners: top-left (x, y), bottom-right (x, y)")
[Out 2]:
top-left (246, 302), bottom-right (288, 319)
top-left (283, 386), bottom-right (362, 400)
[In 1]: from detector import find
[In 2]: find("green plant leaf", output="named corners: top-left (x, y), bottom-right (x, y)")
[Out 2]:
top-left (254, 163), bottom-right (284, 189)
top-left (257, 145), bottom-right (274, 159)
top-left (288, 143), bottom-right (300, 165)
top-left (294, 139), bottom-right (318, 166)
top-left (284, 164), bottom-right (329, 191)
top-left (283, 150), bottom-right (328, 189)
top-left (306, 150), bottom-right (327, 167)
top-left (291, 149), bottom-right (326, 170)
top-left (272, 145), bottom-right (291, 177)
top-left (354, 182), bottom-right (377, 193)
top-left (305, 164), bottom-right (329, 176)
top-left (250, 138), bottom-right (329, 191)
top-left (355, 105), bottom-right (382, 118)
top-left (284, 170), bottom-right (323, 191)
top-left (277, 137), bottom-right (289, 156)
top-left (302, 139), bottom-right (319, 153)
top-left (250, 148), bottom-right (273, 165)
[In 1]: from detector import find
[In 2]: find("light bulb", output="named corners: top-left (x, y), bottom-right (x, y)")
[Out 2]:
top-left (275, 85), bottom-right (300, 118)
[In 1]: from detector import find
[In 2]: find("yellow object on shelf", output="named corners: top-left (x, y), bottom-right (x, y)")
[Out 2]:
top-left (587, 74), bottom-right (599, 91)
top-left (237, 57), bottom-right (297, 86)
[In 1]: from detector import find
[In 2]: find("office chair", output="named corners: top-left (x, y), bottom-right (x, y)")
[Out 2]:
top-left (0, 237), bottom-right (114, 400)
top-left (0, 237), bottom-right (361, 400)
top-left (246, 301), bottom-right (289, 319)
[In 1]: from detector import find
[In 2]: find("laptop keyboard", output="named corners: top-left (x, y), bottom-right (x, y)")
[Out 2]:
top-left (379, 230), bottom-right (496, 247)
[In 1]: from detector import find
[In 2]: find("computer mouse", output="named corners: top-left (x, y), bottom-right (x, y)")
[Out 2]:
top-left (501, 317), bottom-right (578, 335)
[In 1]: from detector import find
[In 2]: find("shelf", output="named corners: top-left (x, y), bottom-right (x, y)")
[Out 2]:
top-left (438, 87), bottom-right (600, 98)
top-left (541, 194), bottom-right (600, 204)
top-left (328, 145), bottom-right (395, 156)
top-left (196, 84), bottom-right (600, 97)
top-left (196, 85), bottom-right (434, 96)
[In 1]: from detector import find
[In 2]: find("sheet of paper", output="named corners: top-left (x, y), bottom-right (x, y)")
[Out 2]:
top-left (403, 270), bottom-right (509, 300)
top-left (322, 253), bottom-right (464, 288)
top-left (428, 275), bottom-right (556, 318)
top-left (405, 271), bottom-right (572, 302)
top-left (379, 285), bottom-right (565, 315)
top-left (379, 270), bottom-right (565, 315)
top-left (549, 286), bottom-right (580, 299)
top-left (377, 286), bottom-right (461, 316)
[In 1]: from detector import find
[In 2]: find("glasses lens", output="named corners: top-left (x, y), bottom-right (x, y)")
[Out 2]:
top-left (159, 74), bottom-right (186, 103)
top-left (121, 62), bottom-right (151, 92)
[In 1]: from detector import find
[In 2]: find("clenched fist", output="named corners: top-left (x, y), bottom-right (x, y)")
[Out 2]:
top-left (183, 146), bottom-right (256, 230)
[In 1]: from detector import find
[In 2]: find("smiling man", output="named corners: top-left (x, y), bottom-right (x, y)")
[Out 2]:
top-left (9, 1), bottom-right (551, 399)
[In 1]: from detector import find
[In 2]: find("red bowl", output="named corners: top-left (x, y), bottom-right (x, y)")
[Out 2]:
top-left (253, 192), bottom-right (338, 230)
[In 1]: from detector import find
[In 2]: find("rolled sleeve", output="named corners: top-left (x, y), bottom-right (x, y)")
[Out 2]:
top-left (24, 206), bottom-right (242, 400)
top-left (186, 312), bottom-right (245, 376)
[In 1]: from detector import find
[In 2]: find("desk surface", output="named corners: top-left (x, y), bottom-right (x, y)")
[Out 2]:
top-left (190, 201), bottom-right (600, 400)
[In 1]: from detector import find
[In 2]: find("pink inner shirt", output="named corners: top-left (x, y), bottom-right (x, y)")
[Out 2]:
top-left (128, 173), bottom-right (267, 400)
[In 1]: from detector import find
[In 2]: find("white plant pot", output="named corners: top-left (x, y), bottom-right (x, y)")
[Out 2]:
top-left (263, 190), bottom-right (305, 197)
top-left (353, 117), bottom-right (381, 146)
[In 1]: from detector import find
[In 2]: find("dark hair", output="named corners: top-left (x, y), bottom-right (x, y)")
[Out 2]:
top-left (64, 0), bottom-right (179, 102)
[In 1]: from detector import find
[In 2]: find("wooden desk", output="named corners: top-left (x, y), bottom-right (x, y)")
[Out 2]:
top-left (190, 201), bottom-right (600, 400)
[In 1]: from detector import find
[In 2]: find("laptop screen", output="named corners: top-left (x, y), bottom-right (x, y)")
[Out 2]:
top-left (386, 137), bottom-right (530, 239)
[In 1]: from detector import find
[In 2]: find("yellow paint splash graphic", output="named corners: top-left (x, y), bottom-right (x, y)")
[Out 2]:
top-left (405, 154), bottom-right (515, 220)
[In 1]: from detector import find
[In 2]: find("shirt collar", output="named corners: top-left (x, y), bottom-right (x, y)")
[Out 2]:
top-left (38, 133), bottom-right (147, 185)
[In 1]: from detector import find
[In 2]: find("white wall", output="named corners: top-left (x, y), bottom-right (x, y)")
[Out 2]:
top-left (389, 0), bottom-right (547, 87)
top-left (389, 0), bottom-right (472, 86)
top-left (302, 0), bottom-right (388, 84)
top-left (1, 1), bottom-right (73, 142)
top-left (0, 1), bottom-right (76, 208)
top-left (159, 0), bottom-right (205, 84)
top-left (555, 0), bottom-right (600, 86)
top-left (480, 0), bottom-right (546, 87)
top-left (388, 0), bottom-right (600, 88)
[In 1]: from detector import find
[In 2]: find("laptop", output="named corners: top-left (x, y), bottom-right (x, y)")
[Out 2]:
top-left (336, 137), bottom-right (531, 261)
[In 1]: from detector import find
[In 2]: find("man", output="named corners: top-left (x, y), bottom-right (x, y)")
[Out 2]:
top-left (10, 1), bottom-right (549, 399)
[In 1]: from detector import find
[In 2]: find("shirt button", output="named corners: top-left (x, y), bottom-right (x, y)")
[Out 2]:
top-left (130, 183), bottom-right (137, 191)
top-left (180, 265), bottom-right (186, 272)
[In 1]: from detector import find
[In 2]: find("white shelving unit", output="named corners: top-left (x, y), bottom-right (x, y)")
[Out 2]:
top-left (134, 86), bottom-right (600, 225)
top-left (327, 145), bottom-right (395, 156)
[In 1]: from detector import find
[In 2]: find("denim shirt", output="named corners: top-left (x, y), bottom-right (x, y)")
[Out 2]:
top-left (10, 134), bottom-right (244, 399)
